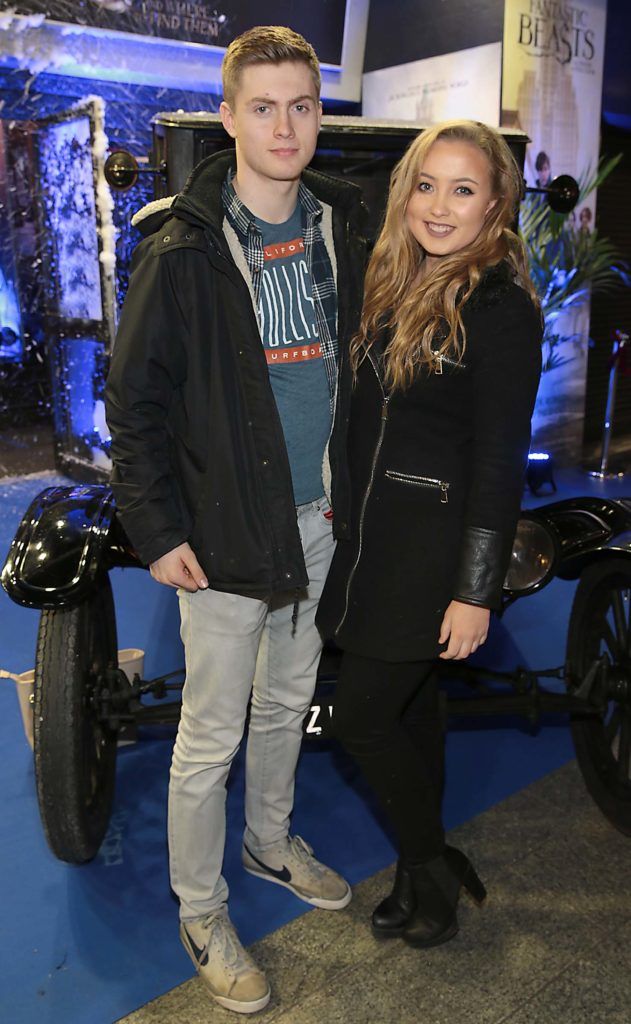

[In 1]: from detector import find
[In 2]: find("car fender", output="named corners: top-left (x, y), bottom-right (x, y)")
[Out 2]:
top-left (1, 484), bottom-right (140, 609)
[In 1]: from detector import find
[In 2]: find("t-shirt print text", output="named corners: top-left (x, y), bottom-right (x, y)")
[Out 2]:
top-left (259, 235), bottom-right (320, 364)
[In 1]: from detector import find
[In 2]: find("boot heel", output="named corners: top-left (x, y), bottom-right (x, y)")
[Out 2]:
top-left (462, 865), bottom-right (486, 905)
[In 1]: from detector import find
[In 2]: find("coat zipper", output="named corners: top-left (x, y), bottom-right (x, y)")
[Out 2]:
top-left (336, 349), bottom-right (389, 635)
top-left (431, 350), bottom-right (465, 374)
top-left (384, 470), bottom-right (450, 503)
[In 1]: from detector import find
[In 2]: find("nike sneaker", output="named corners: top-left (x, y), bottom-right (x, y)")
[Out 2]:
top-left (243, 834), bottom-right (352, 910)
top-left (180, 906), bottom-right (270, 1014)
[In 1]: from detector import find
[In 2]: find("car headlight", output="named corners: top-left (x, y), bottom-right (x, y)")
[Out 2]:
top-left (503, 517), bottom-right (557, 595)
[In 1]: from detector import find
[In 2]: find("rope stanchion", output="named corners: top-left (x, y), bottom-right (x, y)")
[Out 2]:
top-left (588, 329), bottom-right (629, 480)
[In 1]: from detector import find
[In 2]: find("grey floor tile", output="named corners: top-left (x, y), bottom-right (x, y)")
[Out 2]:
top-left (268, 852), bottom-right (602, 1024)
top-left (115, 977), bottom-right (217, 1023)
top-left (119, 761), bottom-right (631, 1024)
top-left (497, 946), bottom-right (631, 1024)
top-left (448, 780), bottom-right (563, 875)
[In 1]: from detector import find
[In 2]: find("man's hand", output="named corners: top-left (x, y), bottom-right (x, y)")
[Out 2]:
top-left (438, 600), bottom-right (490, 660)
top-left (149, 542), bottom-right (209, 592)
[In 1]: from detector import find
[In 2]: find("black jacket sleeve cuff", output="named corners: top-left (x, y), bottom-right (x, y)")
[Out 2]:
top-left (452, 525), bottom-right (509, 611)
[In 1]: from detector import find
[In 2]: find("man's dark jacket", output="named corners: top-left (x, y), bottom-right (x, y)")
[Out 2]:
top-left (105, 150), bottom-right (367, 593)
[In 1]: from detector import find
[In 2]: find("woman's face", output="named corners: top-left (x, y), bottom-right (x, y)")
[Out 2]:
top-left (405, 139), bottom-right (497, 263)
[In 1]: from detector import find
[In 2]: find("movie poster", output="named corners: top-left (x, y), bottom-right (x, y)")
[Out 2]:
top-left (362, 42), bottom-right (502, 124)
top-left (502, 0), bottom-right (608, 462)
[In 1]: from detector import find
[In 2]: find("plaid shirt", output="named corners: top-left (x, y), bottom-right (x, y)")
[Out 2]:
top-left (222, 172), bottom-right (339, 408)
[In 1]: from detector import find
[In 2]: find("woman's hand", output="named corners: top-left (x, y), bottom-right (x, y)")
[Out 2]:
top-left (438, 600), bottom-right (490, 660)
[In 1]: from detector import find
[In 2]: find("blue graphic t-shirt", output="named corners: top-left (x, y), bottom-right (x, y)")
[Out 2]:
top-left (254, 204), bottom-right (332, 504)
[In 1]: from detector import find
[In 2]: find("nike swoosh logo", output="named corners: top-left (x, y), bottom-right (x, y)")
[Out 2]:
top-left (244, 844), bottom-right (292, 883)
top-left (184, 927), bottom-right (208, 966)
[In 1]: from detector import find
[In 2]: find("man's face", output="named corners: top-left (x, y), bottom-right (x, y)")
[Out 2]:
top-left (220, 61), bottom-right (322, 185)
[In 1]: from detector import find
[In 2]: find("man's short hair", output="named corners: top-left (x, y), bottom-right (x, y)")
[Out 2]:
top-left (222, 25), bottom-right (321, 106)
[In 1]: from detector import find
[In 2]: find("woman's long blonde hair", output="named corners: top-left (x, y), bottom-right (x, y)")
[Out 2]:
top-left (351, 120), bottom-right (540, 390)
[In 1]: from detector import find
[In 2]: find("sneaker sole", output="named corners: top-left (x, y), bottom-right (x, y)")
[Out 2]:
top-left (243, 863), bottom-right (352, 910)
top-left (179, 925), bottom-right (271, 1015)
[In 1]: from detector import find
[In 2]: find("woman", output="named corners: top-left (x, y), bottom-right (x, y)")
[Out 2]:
top-left (317, 120), bottom-right (543, 949)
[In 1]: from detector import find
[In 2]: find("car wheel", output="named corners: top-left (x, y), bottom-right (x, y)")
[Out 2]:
top-left (34, 576), bottom-right (119, 862)
top-left (567, 558), bottom-right (631, 836)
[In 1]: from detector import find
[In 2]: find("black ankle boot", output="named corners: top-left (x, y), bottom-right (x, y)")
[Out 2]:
top-left (403, 847), bottom-right (486, 949)
top-left (371, 859), bottom-right (416, 938)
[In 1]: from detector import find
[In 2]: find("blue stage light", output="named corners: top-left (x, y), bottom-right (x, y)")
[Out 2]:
top-left (526, 451), bottom-right (556, 496)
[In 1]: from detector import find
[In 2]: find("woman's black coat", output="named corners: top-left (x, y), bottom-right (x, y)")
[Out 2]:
top-left (317, 265), bottom-right (543, 662)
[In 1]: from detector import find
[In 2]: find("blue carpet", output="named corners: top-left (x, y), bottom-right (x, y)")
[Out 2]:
top-left (0, 468), bottom-right (627, 1023)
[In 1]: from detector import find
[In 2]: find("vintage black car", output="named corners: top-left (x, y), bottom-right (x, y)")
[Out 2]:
top-left (2, 113), bottom-right (607, 865)
top-left (3, 483), bottom-right (631, 864)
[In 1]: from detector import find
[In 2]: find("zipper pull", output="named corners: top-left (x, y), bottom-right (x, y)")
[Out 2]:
top-left (431, 350), bottom-right (443, 374)
top-left (381, 396), bottom-right (389, 420)
top-left (440, 483), bottom-right (449, 504)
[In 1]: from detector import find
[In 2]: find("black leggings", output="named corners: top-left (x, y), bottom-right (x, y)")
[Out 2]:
top-left (331, 652), bottom-right (445, 863)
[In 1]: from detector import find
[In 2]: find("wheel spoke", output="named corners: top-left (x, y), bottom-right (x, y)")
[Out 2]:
top-left (611, 590), bottom-right (629, 654)
top-left (600, 616), bottom-right (621, 660)
top-left (617, 711), bottom-right (631, 783)
top-left (605, 705), bottom-right (623, 745)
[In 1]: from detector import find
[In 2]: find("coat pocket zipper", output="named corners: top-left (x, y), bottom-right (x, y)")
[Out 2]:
top-left (385, 470), bottom-right (450, 504)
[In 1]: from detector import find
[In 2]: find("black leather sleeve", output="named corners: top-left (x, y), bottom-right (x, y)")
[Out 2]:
top-left (452, 526), bottom-right (512, 611)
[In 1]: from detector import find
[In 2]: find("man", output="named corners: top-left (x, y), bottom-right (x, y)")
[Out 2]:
top-left (105, 25), bottom-right (366, 1016)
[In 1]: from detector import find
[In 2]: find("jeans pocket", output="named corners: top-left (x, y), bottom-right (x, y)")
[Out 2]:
top-left (318, 494), bottom-right (334, 523)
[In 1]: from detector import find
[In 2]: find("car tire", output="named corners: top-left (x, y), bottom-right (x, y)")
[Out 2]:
top-left (34, 576), bottom-right (119, 863)
top-left (567, 558), bottom-right (631, 836)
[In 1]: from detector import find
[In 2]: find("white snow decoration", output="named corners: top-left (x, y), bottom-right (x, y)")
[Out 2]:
top-left (38, 118), bottom-right (103, 320)
top-left (92, 399), bottom-right (110, 442)
top-left (60, 25), bottom-right (88, 36)
top-left (0, 9), bottom-right (18, 31)
top-left (14, 12), bottom-right (45, 32)
top-left (90, 0), bottom-right (134, 11)
top-left (0, 14), bottom-right (77, 77)
top-left (73, 95), bottom-right (119, 339)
